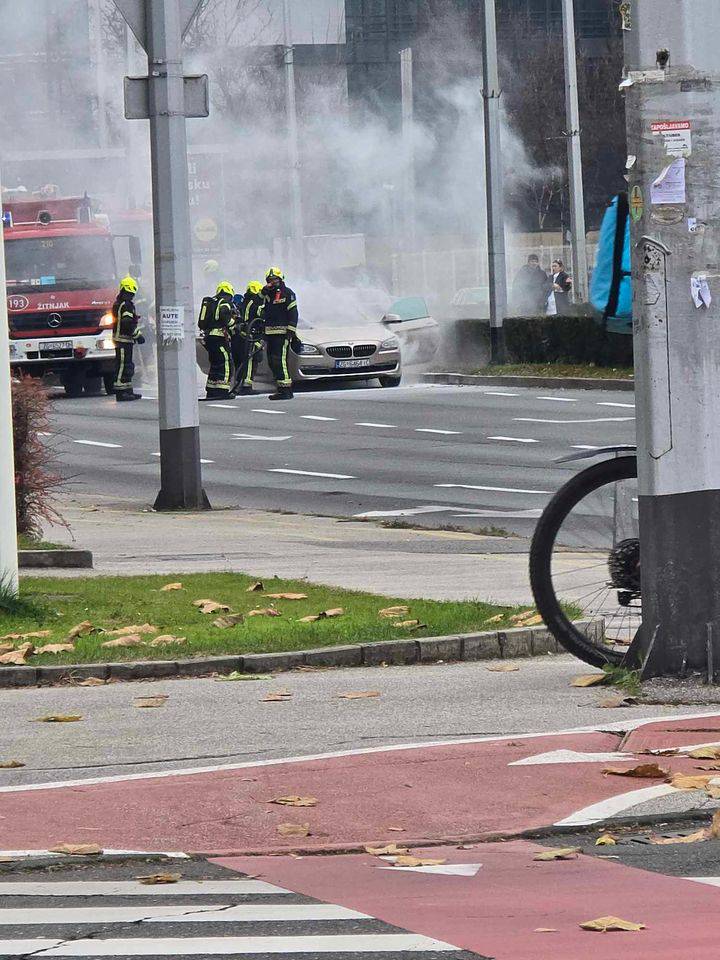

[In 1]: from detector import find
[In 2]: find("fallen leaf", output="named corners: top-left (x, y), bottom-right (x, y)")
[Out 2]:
top-left (392, 619), bottom-right (426, 630)
top-left (518, 613), bottom-right (543, 626)
top-left (706, 781), bottom-right (720, 800)
top-left (485, 663), bottom-right (520, 672)
top-left (33, 715), bottom-right (83, 723)
top-left (650, 830), bottom-right (708, 845)
top-left (323, 608), bottom-right (344, 618)
top-left (35, 644), bottom-right (75, 655)
top-left (137, 873), bottom-right (182, 884)
top-left (108, 623), bottom-right (158, 636)
top-left (216, 672), bottom-right (274, 682)
top-left (510, 609), bottom-right (535, 622)
top-left (101, 635), bottom-right (145, 649)
top-left (595, 834), bottom-right (616, 846)
top-left (247, 608), bottom-right (282, 618)
top-left (535, 928), bottom-right (558, 933)
top-left (149, 634), bottom-right (186, 647)
top-left (365, 843), bottom-right (409, 856)
top-left (483, 614), bottom-right (505, 624)
top-left (338, 691), bottom-right (381, 700)
top-left (160, 583), bottom-right (183, 592)
top-left (213, 614), bottom-right (245, 629)
top-left (695, 763), bottom-right (720, 771)
top-left (0, 760), bottom-right (25, 769)
top-left (298, 615), bottom-right (321, 623)
top-left (78, 677), bottom-right (107, 687)
top-left (49, 843), bottom-right (103, 856)
top-left (379, 606), bottom-right (410, 619)
top-left (669, 773), bottom-right (713, 790)
top-left (571, 674), bottom-right (608, 687)
top-left (643, 748), bottom-right (679, 757)
top-left (392, 855), bottom-right (447, 867)
top-left (689, 746), bottom-right (720, 760)
top-left (580, 916), bottom-right (644, 932)
top-left (133, 696), bottom-right (168, 709)
top-left (387, 827), bottom-right (406, 833)
top-left (276, 823), bottom-right (311, 837)
top-left (599, 695), bottom-right (639, 708)
top-left (533, 847), bottom-right (581, 861)
top-left (0, 644), bottom-right (14, 654)
top-left (0, 630), bottom-right (51, 641)
top-left (246, 581), bottom-right (265, 592)
top-left (67, 621), bottom-right (94, 639)
top-left (269, 796), bottom-right (318, 807)
top-left (266, 593), bottom-right (308, 600)
top-left (261, 691), bottom-right (293, 702)
top-left (603, 763), bottom-right (668, 779)
top-left (0, 643), bottom-right (35, 664)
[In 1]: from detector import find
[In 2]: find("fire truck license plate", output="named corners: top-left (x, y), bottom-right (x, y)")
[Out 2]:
top-left (336, 358), bottom-right (371, 369)
top-left (40, 340), bottom-right (72, 354)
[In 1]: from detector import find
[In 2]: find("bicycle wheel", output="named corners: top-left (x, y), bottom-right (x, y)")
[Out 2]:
top-left (529, 455), bottom-right (639, 667)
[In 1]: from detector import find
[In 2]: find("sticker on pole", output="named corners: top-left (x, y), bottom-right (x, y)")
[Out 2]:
top-left (159, 306), bottom-right (185, 344)
top-left (651, 120), bottom-right (692, 157)
top-left (630, 186), bottom-right (644, 223)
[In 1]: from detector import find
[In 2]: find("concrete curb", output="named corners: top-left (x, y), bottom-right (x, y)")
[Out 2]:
top-left (421, 372), bottom-right (635, 392)
top-left (19, 549), bottom-right (93, 570)
top-left (0, 620), bottom-right (601, 688)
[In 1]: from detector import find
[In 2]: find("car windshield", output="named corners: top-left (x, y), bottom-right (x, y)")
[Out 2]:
top-left (5, 235), bottom-right (117, 293)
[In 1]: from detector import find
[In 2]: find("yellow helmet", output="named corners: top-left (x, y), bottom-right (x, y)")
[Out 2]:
top-left (119, 276), bottom-right (138, 294)
top-left (246, 280), bottom-right (263, 295)
top-left (266, 266), bottom-right (285, 281)
top-left (203, 259), bottom-right (220, 274)
top-left (216, 281), bottom-right (234, 296)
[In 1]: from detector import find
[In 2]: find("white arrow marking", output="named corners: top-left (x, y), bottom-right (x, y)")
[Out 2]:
top-left (379, 863), bottom-right (482, 877)
top-left (510, 750), bottom-right (638, 766)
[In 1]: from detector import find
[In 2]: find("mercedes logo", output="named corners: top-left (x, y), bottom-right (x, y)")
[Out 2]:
top-left (47, 313), bottom-right (62, 329)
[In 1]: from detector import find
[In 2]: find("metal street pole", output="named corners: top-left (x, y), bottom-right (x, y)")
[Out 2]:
top-left (115, 0), bottom-right (209, 510)
top-left (481, 0), bottom-right (508, 365)
top-left (0, 169), bottom-right (19, 596)
top-left (283, 0), bottom-right (305, 275)
top-left (624, 1), bottom-right (720, 677)
top-left (400, 47), bottom-right (417, 251)
top-left (561, 0), bottom-right (588, 302)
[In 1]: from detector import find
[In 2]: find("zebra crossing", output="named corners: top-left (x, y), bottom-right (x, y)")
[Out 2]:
top-left (0, 862), bottom-right (483, 958)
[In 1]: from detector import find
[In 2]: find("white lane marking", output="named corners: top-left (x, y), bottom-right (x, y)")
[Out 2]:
top-left (510, 750), bottom-right (637, 766)
top-left (72, 440), bottom-right (122, 449)
top-left (232, 435), bottom-right (292, 442)
top-left (597, 402), bottom-right (635, 409)
top-left (487, 436), bottom-right (539, 444)
top-left (300, 415), bottom-right (338, 422)
top-left (435, 483), bottom-right (549, 495)
top-left (252, 408), bottom-right (287, 415)
top-left (269, 468), bottom-right (356, 480)
top-left (685, 877), bottom-right (720, 888)
top-left (140, 396), bottom-right (157, 401)
top-left (3, 710), bottom-right (719, 794)
top-left (0, 850), bottom-right (188, 860)
top-left (207, 403), bottom-right (236, 410)
top-left (0, 904), bottom-right (369, 925)
top-left (354, 506), bottom-right (459, 518)
top-left (355, 422), bottom-right (398, 429)
top-left (151, 453), bottom-right (214, 464)
top-left (452, 508), bottom-right (543, 518)
top-left (514, 417), bottom-right (635, 424)
top-left (572, 445), bottom-right (601, 450)
top-left (37, 432), bottom-right (53, 437)
top-left (554, 784), bottom-right (680, 826)
top-left (415, 428), bottom-right (462, 435)
top-left (483, 391), bottom-right (519, 397)
top-left (536, 396), bottom-right (578, 403)
top-left (0, 934), bottom-right (459, 955)
top-left (379, 863), bottom-right (482, 877)
top-left (0, 880), bottom-right (289, 897)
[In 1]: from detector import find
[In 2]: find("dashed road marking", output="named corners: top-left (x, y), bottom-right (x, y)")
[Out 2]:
top-left (482, 391), bottom-right (519, 397)
top-left (435, 483), bottom-right (549, 495)
top-left (252, 408), bottom-right (288, 415)
top-left (415, 428), bottom-right (462, 435)
top-left (72, 440), bottom-right (122, 449)
top-left (232, 435), bottom-right (292, 442)
top-left (486, 436), bottom-right (539, 444)
top-left (269, 468), bottom-right (356, 480)
top-left (536, 396), bottom-right (578, 403)
top-left (300, 415), bottom-right (338, 421)
top-left (355, 422), bottom-right (398, 429)
top-left (514, 417), bottom-right (635, 424)
top-left (597, 401), bottom-right (635, 409)
top-left (207, 403), bottom-right (237, 409)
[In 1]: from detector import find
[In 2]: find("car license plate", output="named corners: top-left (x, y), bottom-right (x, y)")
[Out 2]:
top-left (40, 340), bottom-right (72, 354)
top-left (335, 358), bottom-right (372, 369)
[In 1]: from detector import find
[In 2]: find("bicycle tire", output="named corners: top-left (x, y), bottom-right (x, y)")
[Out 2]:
top-left (529, 455), bottom-right (638, 668)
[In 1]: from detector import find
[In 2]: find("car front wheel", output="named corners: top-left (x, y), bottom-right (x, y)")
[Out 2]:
top-left (378, 374), bottom-right (402, 388)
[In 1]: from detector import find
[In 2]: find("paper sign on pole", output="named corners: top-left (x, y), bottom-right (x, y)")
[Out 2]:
top-left (651, 158), bottom-right (686, 205)
top-left (159, 306), bottom-right (185, 343)
top-left (651, 120), bottom-right (692, 157)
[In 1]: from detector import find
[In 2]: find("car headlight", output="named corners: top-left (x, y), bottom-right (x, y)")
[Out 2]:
top-left (380, 336), bottom-right (400, 350)
top-left (99, 313), bottom-right (114, 329)
top-left (298, 342), bottom-right (321, 355)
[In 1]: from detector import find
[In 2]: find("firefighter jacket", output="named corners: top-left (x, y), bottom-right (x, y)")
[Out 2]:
top-left (241, 293), bottom-right (265, 338)
top-left (262, 284), bottom-right (298, 337)
top-left (112, 293), bottom-right (141, 344)
top-left (206, 294), bottom-right (233, 338)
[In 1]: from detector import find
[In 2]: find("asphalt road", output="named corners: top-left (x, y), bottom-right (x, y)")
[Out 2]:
top-left (47, 381), bottom-right (636, 538)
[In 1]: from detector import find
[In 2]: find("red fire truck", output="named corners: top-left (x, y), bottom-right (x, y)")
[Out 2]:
top-left (4, 194), bottom-right (141, 397)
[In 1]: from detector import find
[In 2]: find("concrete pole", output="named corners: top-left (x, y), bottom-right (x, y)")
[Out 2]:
top-left (146, 0), bottom-right (208, 510)
top-left (89, 0), bottom-right (109, 149)
top-left (0, 169), bottom-right (19, 596)
top-left (283, 0), bottom-right (304, 275)
top-left (481, 0), bottom-right (508, 364)
top-left (624, 1), bottom-right (720, 676)
top-left (561, 0), bottom-right (589, 302)
top-left (400, 47), bottom-right (417, 251)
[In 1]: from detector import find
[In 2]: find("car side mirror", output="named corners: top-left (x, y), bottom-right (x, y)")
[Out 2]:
top-left (382, 313), bottom-right (402, 325)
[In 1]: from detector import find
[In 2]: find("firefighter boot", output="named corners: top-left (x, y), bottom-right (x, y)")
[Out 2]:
top-left (238, 384), bottom-right (258, 396)
top-left (116, 391), bottom-right (142, 402)
top-left (268, 385), bottom-right (294, 401)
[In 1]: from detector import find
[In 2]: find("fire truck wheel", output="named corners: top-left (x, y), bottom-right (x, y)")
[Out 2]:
top-left (61, 370), bottom-right (84, 399)
top-left (83, 375), bottom-right (103, 396)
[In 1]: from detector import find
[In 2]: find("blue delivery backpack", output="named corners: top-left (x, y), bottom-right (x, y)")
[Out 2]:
top-left (590, 192), bottom-right (633, 335)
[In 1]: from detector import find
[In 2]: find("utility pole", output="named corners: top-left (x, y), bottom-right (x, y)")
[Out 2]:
top-left (625, 1), bottom-right (720, 677)
top-left (400, 47), bottom-right (417, 251)
top-left (561, 0), bottom-right (589, 302)
top-left (283, 0), bottom-right (305, 275)
top-left (481, 0), bottom-right (508, 364)
top-left (115, 0), bottom-right (210, 510)
top-left (89, 0), bottom-right (109, 149)
top-left (0, 170), bottom-right (19, 597)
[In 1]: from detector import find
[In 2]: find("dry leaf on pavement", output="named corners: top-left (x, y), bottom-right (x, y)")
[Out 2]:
top-left (0, 643), bottom-right (35, 664)
top-left (485, 663), bottom-right (520, 672)
top-left (387, 826), bottom-right (406, 833)
top-left (78, 677), bottom-right (107, 687)
top-left (261, 691), bottom-right (293, 702)
top-left (149, 635), bottom-right (186, 647)
top-left (0, 760), bottom-right (25, 768)
top-left (108, 624), bottom-right (158, 636)
top-left (35, 644), bottom-right (76, 656)
top-left (247, 608), bottom-right (282, 618)
top-left (595, 834), bottom-right (616, 846)
top-left (580, 916), bottom-right (645, 932)
top-left (705, 781), bottom-right (720, 800)
top-left (33, 715), bottom-right (84, 723)
top-left (338, 691), bottom-right (381, 700)
top-left (213, 614), bottom-right (245, 629)
top-left (650, 830), bottom-right (708, 845)
top-left (535, 928), bottom-right (558, 933)
top-left (392, 855), bottom-right (447, 867)
top-left (101, 635), bottom-right (145, 649)
top-left (365, 843), bottom-right (409, 856)
top-left (669, 773), bottom-right (714, 790)
top-left (137, 873), bottom-right (182, 884)
top-left (246, 581), bottom-right (265, 592)
top-left (266, 593), bottom-right (308, 600)
top-left (599, 695), bottom-right (638, 708)
top-left (602, 763), bottom-right (668, 779)
top-left (67, 621), bottom-right (94, 639)
top-left (510, 609), bottom-right (535, 622)
top-left (571, 674), bottom-right (608, 687)
top-left (533, 847), bottom-right (581, 861)
top-left (689, 746), bottom-right (720, 760)
top-left (133, 696), bottom-right (168, 709)
top-left (379, 606), bottom-right (410, 618)
top-left (269, 796), bottom-right (318, 807)
top-left (160, 583), bottom-right (183, 592)
top-left (276, 823), bottom-right (311, 837)
top-left (49, 843), bottom-right (103, 856)
top-left (193, 600), bottom-right (231, 615)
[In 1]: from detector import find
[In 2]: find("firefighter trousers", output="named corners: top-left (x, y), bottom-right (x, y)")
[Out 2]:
top-left (113, 342), bottom-right (135, 393)
top-left (205, 335), bottom-right (232, 396)
top-left (266, 334), bottom-right (292, 387)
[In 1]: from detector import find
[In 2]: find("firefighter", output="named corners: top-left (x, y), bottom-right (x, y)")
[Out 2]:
top-left (199, 281), bottom-right (234, 399)
top-left (233, 280), bottom-right (265, 396)
top-left (112, 276), bottom-right (145, 402)
top-left (261, 267), bottom-right (298, 401)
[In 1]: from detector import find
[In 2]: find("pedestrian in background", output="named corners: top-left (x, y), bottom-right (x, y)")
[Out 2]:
top-left (512, 253), bottom-right (551, 315)
top-left (546, 259), bottom-right (573, 316)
